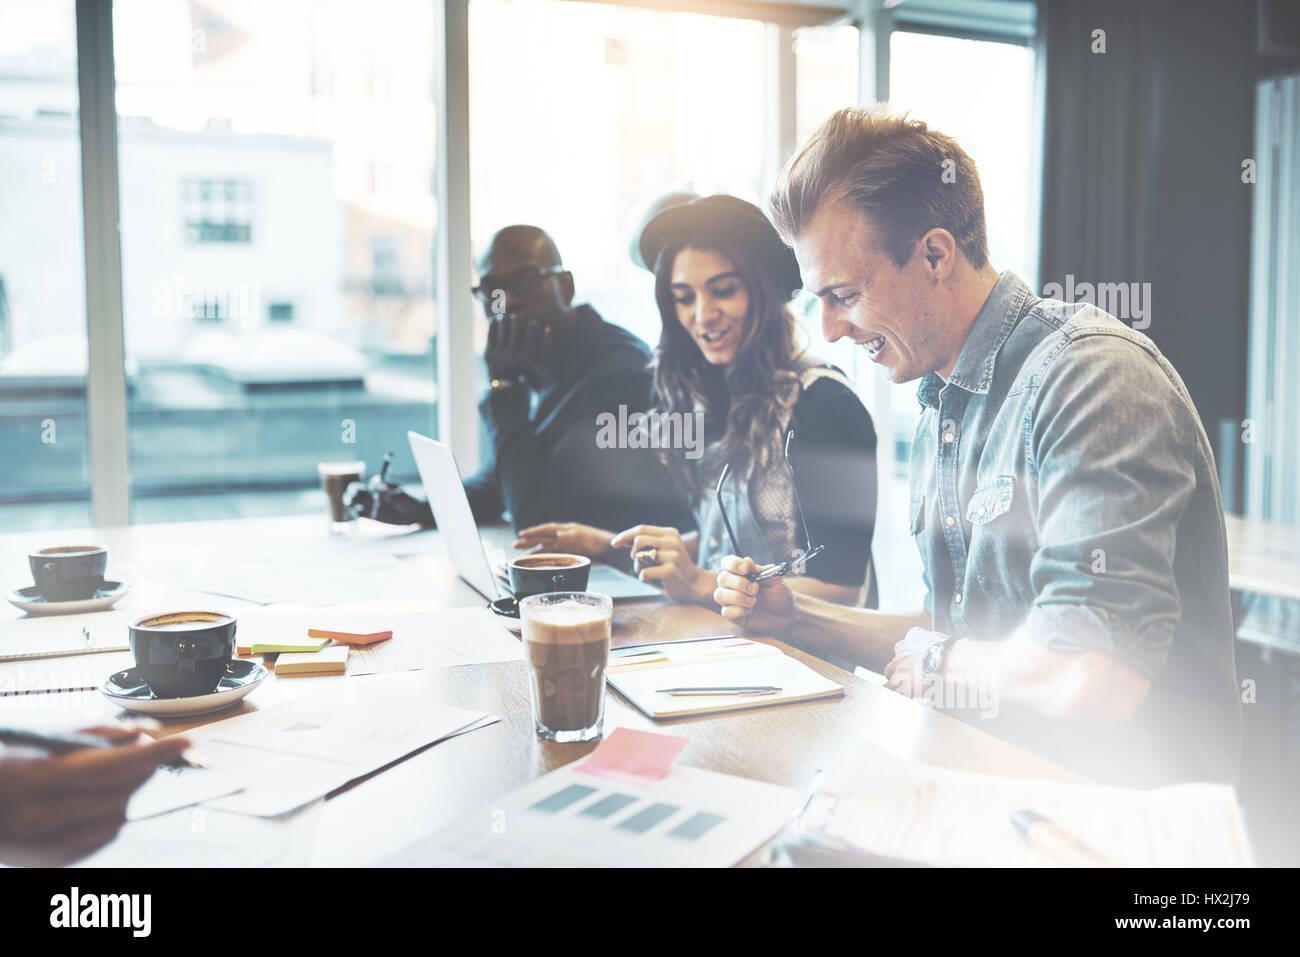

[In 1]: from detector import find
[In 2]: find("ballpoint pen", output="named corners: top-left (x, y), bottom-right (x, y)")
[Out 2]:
top-left (655, 686), bottom-right (783, 696)
top-left (1011, 809), bottom-right (1116, 867)
top-left (610, 647), bottom-right (663, 659)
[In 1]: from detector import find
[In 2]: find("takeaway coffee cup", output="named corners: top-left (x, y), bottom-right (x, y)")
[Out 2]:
top-left (508, 553), bottom-right (591, 601)
top-left (28, 545), bottom-right (109, 602)
top-left (129, 611), bottom-right (237, 699)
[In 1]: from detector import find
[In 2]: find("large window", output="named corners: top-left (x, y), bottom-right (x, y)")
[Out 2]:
top-left (469, 0), bottom-right (770, 350)
top-left (112, 0), bottom-right (439, 523)
top-left (468, 0), bottom-right (858, 356)
top-left (0, 0), bottom-right (92, 530)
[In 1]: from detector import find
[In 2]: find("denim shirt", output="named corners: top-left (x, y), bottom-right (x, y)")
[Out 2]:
top-left (909, 272), bottom-right (1241, 785)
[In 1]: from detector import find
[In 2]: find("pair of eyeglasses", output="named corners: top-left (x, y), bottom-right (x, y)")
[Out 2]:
top-left (471, 265), bottom-right (568, 309)
top-left (715, 429), bottom-right (825, 582)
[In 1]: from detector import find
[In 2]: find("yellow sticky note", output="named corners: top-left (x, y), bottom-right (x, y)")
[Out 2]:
top-left (274, 645), bottom-right (350, 676)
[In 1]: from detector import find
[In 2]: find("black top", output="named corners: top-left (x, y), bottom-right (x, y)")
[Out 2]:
top-left (789, 375), bottom-right (879, 602)
top-left (465, 305), bottom-right (694, 534)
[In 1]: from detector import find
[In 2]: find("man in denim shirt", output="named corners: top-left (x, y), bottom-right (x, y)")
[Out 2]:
top-left (713, 107), bottom-right (1241, 786)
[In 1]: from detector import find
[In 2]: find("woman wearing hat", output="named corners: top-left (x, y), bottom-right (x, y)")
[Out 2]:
top-left (516, 194), bottom-right (878, 608)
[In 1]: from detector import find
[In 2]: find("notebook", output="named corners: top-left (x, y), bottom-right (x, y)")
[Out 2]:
top-left (607, 637), bottom-right (843, 718)
top-left (0, 614), bottom-right (130, 663)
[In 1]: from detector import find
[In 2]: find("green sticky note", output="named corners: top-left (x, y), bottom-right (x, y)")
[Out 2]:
top-left (250, 636), bottom-right (332, 655)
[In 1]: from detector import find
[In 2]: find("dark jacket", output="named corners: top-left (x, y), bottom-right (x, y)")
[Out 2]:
top-left (465, 305), bottom-right (694, 534)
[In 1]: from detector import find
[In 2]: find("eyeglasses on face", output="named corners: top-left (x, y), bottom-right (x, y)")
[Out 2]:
top-left (471, 265), bottom-right (568, 311)
top-left (715, 429), bottom-right (825, 582)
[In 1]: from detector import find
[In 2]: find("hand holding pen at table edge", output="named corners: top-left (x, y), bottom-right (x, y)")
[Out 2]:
top-left (0, 725), bottom-right (190, 866)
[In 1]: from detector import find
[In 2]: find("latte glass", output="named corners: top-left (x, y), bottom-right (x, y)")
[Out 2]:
top-left (519, 592), bottom-right (612, 743)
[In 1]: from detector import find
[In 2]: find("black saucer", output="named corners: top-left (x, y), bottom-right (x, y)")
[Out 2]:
top-left (105, 658), bottom-right (265, 701)
top-left (488, 596), bottom-right (520, 619)
top-left (102, 659), bottom-right (268, 717)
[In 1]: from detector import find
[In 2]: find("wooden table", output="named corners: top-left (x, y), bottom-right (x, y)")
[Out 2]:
top-left (0, 515), bottom-right (1080, 866)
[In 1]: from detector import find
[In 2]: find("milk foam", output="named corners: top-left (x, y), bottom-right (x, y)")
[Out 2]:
top-left (523, 599), bottom-right (610, 643)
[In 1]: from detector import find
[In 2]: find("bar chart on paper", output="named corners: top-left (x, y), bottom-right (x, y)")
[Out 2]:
top-left (384, 763), bottom-right (802, 867)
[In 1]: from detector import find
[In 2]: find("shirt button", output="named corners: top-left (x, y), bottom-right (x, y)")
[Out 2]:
top-left (978, 506), bottom-right (987, 517)
top-left (945, 515), bottom-right (956, 527)
top-left (954, 593), bottom-right (963, 605)
top-left (943, 431), bottom-right (955, 443)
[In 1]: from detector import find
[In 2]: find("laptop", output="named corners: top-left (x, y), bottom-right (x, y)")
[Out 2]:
top-left (407, 431), bottom-right (661, 601)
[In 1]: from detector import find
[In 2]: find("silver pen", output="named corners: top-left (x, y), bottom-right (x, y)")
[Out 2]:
top-left (655, 685), bottom-right (782, 696)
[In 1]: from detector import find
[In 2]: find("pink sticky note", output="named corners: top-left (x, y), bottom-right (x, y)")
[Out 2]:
top-left (573, 728), bottom-right (688, 787)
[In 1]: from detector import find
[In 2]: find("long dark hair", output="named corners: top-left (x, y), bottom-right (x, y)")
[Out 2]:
top-left (651, 230), bottom-right (806, 506)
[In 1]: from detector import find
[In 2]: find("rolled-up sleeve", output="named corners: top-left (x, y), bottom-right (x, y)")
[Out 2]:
top-left (1025, 334), bottom-right (1198, 678)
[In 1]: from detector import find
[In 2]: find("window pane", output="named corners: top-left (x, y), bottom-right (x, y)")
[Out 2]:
top-left (887, 29), bottom-right (1039, 475)
top-left (469, 0), bottom-right (769, 351)
top-left (0, 0), bottom-right (92, 530)
top-left (792, 21), bottom-right (864, 401)
top-left (795, 22), bottom-right (859, 148)
top-left (112, 0), bottom-right (438, 523)
top-left (889, 31), bottom-right (1038, 282)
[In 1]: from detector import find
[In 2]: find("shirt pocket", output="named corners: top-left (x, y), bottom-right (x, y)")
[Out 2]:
top-left (909, 494), bottom-right (927, 536)
top-left (965, 475), bottom-right (1036, 607)
top-left (966, 476), bottom-right (1014, 526)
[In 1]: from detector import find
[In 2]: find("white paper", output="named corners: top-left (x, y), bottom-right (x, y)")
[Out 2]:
top-left (234, 605), bottom-right (523, 674)
top-left (794, 764), bottom-right (1255, 868)
top-left (147, 552), bottom-right (437, 606)
top-left (384, 762), bottom-right (801, 867)
top-left (185, 671), bottom-right (498, 816)
top-left (126, 764), bottom-right (245, 821)
top-left (347, 607), bottom-right (523, 673)
top-left (76, 800), bottom-right (322, 868)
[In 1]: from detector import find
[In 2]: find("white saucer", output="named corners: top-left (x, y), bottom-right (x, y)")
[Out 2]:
top-left (102, 659), bottom-right (267, 717)
top-left (6, 581), bottom-right (129, 615)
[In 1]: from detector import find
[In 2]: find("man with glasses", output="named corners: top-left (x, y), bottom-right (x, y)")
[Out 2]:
top-left (371, 224), bottom-right (689, 535)
top-left (713, 108), bottom-right (1241, 788)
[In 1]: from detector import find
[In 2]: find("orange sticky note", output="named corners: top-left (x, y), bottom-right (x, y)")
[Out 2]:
top-left (308, 628), bottom-right (393, 646)
top-left (573, 728), bottom-right (688, 787)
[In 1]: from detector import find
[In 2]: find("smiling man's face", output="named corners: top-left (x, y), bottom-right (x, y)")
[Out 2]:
top-left (794, 197), bottom-right (960, 384)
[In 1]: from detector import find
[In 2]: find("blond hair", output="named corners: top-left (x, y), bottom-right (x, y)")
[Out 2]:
top-left (769, 105), bottom-right (990, 269)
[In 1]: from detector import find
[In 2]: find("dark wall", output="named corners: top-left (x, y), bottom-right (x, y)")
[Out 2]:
top-left (1037, 0), bottom-right (1259, 507)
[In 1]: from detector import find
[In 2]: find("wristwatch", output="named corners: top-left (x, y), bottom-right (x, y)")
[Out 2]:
top-left (921, 635), bottom-right (957, 677)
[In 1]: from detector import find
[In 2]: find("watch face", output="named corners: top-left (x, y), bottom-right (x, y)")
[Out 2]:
top-left (922, 642), bottom-right (942, 675)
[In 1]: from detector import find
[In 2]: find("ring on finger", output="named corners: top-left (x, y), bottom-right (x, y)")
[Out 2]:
top-left (634, 546), bottom-right (660, 566)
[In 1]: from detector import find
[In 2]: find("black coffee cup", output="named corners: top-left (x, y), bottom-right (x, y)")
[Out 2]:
top-left (508, 553), bottom-right (591, 600)
top-left (129, 611), bottom-right (236, 699)
top-left (29, 545), bottom-right (108, 602)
